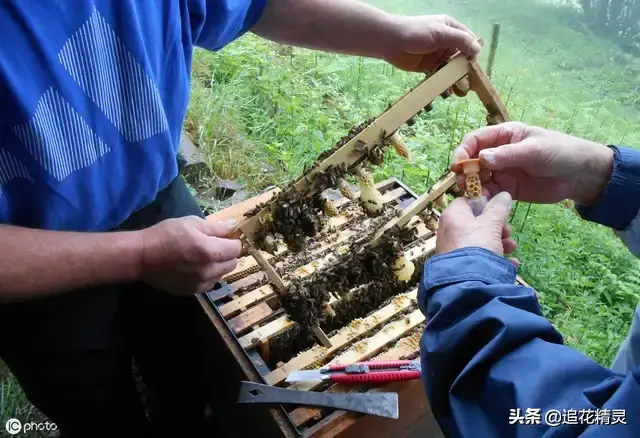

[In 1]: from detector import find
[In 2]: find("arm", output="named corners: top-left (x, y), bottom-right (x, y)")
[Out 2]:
top-left (0, 217), bottom-right (242, 301)
top-left (252, 0), bottom-right (400, 58)
top-left (418, 248), bottom-right (638, 436)
top-left (251, 0), bottom-right (481, 71)
top-left (0, 225), bottom-right (141, 301)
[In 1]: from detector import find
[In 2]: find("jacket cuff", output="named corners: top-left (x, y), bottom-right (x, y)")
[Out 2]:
top-left (575, 146), bottom-right (640, 230)
top-left (422, 247), bottom-right (517, 291)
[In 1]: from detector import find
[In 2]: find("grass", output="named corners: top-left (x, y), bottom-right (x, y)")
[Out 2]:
top-left (3, 0), bottom-right (640, 432)
top-left (0, 361), bottom-right (52, 437)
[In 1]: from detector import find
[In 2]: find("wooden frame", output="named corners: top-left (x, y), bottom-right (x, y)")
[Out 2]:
top-left (195, 49), bottom-right (519, 437)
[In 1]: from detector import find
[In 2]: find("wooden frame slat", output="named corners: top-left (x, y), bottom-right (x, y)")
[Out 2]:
top-left (221, 213), bottom-right (433, 319)
top-left (227, 301), bottom-right (275, 335)
top-left (286, 308), bottom-right (426, 392)
top-left (231, 54), bottom-right (472, 241)
top-left (265, 289), bottom-right (418, 386)
top-left (220, 284), bottom-right (274, 318)
top-left (222, 186), bottom-right (407, 283)
top-left (237, 235), bottom-right (436, 351)
top-left (372, 172), bottom-right (456, 244)
top-left (468, 60), bottom-right (511, 123)
top-left (244, 238), bottom-right (288, 293)
top-left (239, 315), bottom-right (293, 350)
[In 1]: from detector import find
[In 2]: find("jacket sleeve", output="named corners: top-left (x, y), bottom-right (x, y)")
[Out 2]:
top-left (187, 0), bottom-right (267, 51)
top-left (418, 247), bottom-right (640, 437)
top-left (576, 145), bottom-right (640, 257)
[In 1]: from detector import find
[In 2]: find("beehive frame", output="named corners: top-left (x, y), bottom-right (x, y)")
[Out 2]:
top-left (197, 45), bottom-right (525, 437)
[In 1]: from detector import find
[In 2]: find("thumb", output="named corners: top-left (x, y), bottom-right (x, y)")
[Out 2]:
top-left (432, 25), bottom-right (482, 57)
top-left (482, 191), bottom-right (512, 222)
top-left (479, 139), bottom-right (539, 171)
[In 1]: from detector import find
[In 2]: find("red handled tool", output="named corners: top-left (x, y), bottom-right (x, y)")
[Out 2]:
top-left (285, 360), bottom-right (421, 384)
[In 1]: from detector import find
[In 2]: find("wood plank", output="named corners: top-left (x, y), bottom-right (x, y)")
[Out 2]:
top-left (233, 54), bottom-right (472, 241)
top-left (468, 59), bottom-right (511, 123)
top-left (222, 187), bottom-right (407, 283)
top-left (239, 315), bottom-right (293, 350)
top-left (227, 301), bottom-right (274, 335)
top-left (371, 329), bottom-right (422, 361)
top-left (244, 238), bottom-right (288, 293)
top-left (239, 236), bottom-right (436, 353)
top-left (224, 247), bottom-right (285, 284)
top-left (516, 275), bottom-right (533, 288)
top-left (313, 325), bottom-right (333, 348)
top-left (194, 293), bottom-right (301, 438)
top-left (220, 230), bottom-right (431, 320)
top-left (228, 272), bottom-right (266, 293)
top-left (265, 289), bottom-right (419, 386)
top-left (206, 188), bottom-right (279, 227)
top-left (287, 308), bottom-right (426, 392)
top-left (220, 284), bottom-right (275, 318)
top-left (371, 173), bottom-right (456, 245)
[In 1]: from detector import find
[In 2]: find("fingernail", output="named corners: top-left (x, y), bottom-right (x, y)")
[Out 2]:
top-left (452, 147), bottom-right (467, 164)
top-left (471, 41), bottom-right (482, 53)
top-left (480, 150), bottom-right (496, 165)
top-left (495, 191), bottom-right (512, 206)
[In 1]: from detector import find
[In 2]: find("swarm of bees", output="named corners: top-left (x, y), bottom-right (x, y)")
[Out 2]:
top-left (280, 227), bottom-right (415, 329)
top-left (271, 228), bottom-right (426, 366)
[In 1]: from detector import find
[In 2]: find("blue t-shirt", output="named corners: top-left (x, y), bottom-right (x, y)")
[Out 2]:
top-left (0, 0), bottom-right (266, 231)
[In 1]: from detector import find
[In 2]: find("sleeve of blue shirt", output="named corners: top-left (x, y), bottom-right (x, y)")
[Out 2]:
top-left (575, 145), bottom-right (640, 256)
top-left (418, 247), bottom-right (640, 436)
top-left (187, 0), bottom-right (268, 51)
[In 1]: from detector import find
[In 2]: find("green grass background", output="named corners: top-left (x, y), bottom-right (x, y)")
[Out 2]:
top-left (3, 0), bottom-right (640, 433)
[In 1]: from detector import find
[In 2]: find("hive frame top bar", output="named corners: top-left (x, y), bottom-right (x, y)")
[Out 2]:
top-left (228, 39), bottom-right (494, 242)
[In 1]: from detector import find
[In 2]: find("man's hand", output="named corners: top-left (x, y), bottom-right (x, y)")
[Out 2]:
top-left (385, 14), bottom-right (481, 72)
top-left (451, 122), bottom-right (614, 206)
top-left (436, 192), bottom-right (518, 263)
top-left (138, 216), bottom-right (242, 296)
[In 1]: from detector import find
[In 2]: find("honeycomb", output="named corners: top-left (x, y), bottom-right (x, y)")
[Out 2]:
top-left (465, 173), bottom-right (482, 199)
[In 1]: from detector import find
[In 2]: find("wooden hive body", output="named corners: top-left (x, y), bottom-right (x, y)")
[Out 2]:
top-left (197, 48), bottom-right (531, 437)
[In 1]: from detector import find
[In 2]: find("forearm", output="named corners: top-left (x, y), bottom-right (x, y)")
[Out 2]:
top-left (251, 0), bottom-right (401, 61)
top-left (0, 225), bottom-right (142, 301)
top-left (419, 248), bottom-right (637, 435)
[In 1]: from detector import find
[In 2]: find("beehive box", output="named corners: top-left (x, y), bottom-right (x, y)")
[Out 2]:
top-left (198, 175), bottom-right (533, 438)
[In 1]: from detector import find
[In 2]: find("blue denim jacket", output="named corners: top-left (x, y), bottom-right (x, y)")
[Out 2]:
top-left (418, 146), bottom-right (640, 437)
